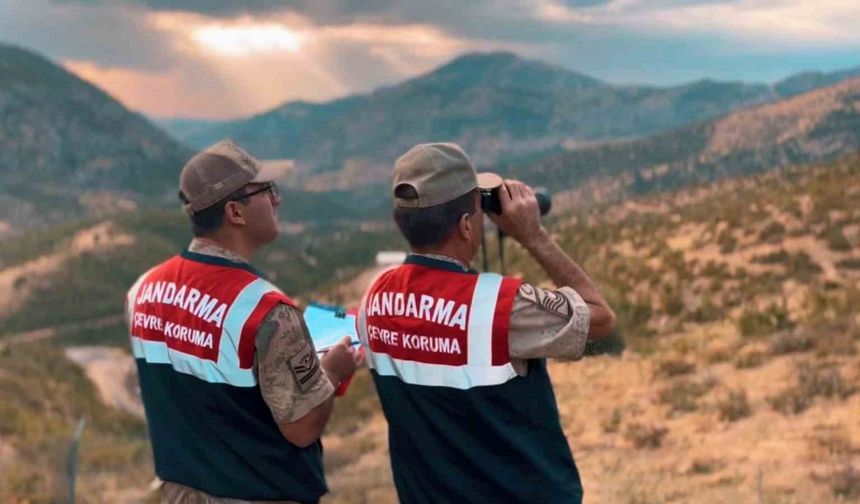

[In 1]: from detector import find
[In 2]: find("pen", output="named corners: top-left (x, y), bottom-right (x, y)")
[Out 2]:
top-left (316, 340), bottom-right (361, 354)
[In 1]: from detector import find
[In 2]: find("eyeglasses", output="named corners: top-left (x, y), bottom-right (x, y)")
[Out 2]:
top-left (233, 182), bottom-right (279, 201)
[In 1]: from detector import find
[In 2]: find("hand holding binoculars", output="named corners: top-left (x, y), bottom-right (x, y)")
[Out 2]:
top-left (477, 173), bottom-right (551, 217)
top-left (477, 173), bottom-right (552, 274)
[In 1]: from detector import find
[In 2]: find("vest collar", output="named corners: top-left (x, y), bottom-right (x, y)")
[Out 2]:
top-left (180, 249), bottom-right (268, 279)
top-left (405, 253), bottom-right (478, 274)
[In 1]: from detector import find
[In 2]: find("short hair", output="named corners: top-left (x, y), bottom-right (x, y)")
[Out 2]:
top-left (180, 188), bottom-right (250, 237)
top-left (393, 187), bottom-right (478, 248)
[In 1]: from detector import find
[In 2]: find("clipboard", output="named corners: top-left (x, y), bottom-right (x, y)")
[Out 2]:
top-left (303, 303), bottom-right (360, 353)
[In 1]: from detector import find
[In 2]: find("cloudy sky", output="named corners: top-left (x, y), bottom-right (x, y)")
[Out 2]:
top-left (2, 0), bottom-right (858, 119)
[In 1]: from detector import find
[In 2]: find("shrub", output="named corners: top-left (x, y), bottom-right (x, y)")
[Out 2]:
top-left (613, 298), bottom-right (653, 338)
top-left (837, 258), bottom-right (860, 270)
top-left (759, 221), bottom-right (786, 243)
top-left (738, 305), bottom-right (792, 338)
top-left (785, 252), bottom-right (822, 282)
top-left (601, 408), bottom-right (623, 434)
top-left (661, 288), bottom-right (684, 316)
top-left (654, 357), bottom-right (696, 378)
top-left (752, 249), bottom-right (789, 264)
top-left (701, 261), bottom-right (724, 277)
top-left (823, 227), bottom-right (852, 252)
top-left (769, 330), bottom-right (813, 355)
top-left (688, 457), bottom-right (724, 475)
top-left (830, 464), bottom-right (860, 499)
top-left (734, 349), bottom-right (766, 369)
top-left (659, 378), bottom-right (715, 413)
top-left (769, 363), bottom-right (854, 415)
top-left (717, 230), bottom-right (737, 254)
top-left (814, 327), bottom-right (858, 357)
top-left (625, 422), bottom-right (668, 449)
top-left (717, 389), bottom-right (752, 422)
top-left (768, 386), bottom-right (811, 415)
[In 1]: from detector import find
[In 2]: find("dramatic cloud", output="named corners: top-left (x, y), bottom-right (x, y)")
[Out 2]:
top-left (3, 0), bottom-right (859, 118)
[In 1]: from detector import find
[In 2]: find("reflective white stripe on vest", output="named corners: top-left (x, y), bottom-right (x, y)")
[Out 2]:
top-left (362, 272), bottom-right (517, 390)
top-left (467, 273), bottom-right (501, 367)
top-left (218, 278), bottom-right (281, 377)
top-left (129, 278), bottom-right (281, 387)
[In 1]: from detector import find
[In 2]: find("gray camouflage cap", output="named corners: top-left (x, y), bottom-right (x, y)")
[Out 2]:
top-left (179, 140), bottom-right (273, 215)
top-left (392, 143), bottom-right (478, 208)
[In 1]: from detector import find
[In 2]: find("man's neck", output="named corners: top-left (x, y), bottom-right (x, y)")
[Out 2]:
top-left (189, 237), bottom-right (252, 264)
top-left (410, 250), bottom-right (471, 271)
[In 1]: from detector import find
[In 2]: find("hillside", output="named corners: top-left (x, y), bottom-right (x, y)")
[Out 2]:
top-left (513, 77), bottom-right (860, 210)
top-left (0, 211), bottom-right (401, 344)
top-left (0, 44), bottom-right (192, 230)
top-left (176, 52), bottom-right (860, 189)
top-left (320, 152), bottom-right (860, 503)
top-left (4, 151), bottom-right (858, 502)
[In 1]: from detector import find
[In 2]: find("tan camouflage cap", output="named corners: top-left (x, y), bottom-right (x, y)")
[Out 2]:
top-left (179, 140), bottom-right (274, 215)
top-left (392, 143), bottom-right (478, 208)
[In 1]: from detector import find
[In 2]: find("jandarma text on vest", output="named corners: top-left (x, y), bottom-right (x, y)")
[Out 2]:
top-left (366, 323), bottom-right (462, 355)
top-left (134, 281), bottom-right (228, 328)
top-left (366, 292), bottom-right (468, 329)
top-left (133, 313), bottom-right (215, 349)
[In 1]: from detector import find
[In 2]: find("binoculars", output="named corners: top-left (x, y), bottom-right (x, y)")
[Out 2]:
top-left (478, 173), bottom-right (552, 216)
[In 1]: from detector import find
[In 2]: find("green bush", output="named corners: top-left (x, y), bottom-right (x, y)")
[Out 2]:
top-left (738, 305), bottom-right (792, 338)
top-left (659, 378), bottom-right (715, 414)
top-left (822, 226), bottom-right (852, 252)
top-left (837, 258), bottom-right (860, 270)
top-left (784, 252), bottom-right (823, 282)
top-left (758, 221), bottom-right (786, 244)
top-left (752, 249), bottom-right (789, 264)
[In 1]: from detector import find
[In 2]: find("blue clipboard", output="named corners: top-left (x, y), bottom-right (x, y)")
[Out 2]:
top-left (303, 303), bottom-right (360, 353)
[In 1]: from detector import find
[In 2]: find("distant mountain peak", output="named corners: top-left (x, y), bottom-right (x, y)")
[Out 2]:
top-left (445, 50), bottom-right (521, 65)
top-left (420, 50), bottom-right (606, 89)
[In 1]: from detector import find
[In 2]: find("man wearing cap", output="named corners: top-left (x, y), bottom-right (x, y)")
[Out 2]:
top-left (356, 142), bottom-right (616, 503)
top-left (126, 140), bottom-right (361, 503)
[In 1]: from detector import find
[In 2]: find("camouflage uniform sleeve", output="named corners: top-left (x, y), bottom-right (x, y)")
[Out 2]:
top-left (508, 283), bottom-right (590, 361)
top-left (255, 303), bottom-right (334, 424)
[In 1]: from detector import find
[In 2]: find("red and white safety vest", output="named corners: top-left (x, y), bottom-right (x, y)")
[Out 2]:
top-left (358, 257), bottom-right (522, 389)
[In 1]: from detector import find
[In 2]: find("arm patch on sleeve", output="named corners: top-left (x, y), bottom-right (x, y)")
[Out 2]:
top-left (288, 342), bottom-right (323, 393)
top-left (518, 283), bottom-right (572, 318)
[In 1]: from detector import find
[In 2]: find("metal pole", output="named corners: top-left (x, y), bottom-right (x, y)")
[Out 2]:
top-left (67, 417), bottom-right (86, 504)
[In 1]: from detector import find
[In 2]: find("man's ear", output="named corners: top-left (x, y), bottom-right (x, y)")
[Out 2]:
top-left (223, 201), bottom-right (247, 226)
top-left (458, 213), bottom-right (472, 241)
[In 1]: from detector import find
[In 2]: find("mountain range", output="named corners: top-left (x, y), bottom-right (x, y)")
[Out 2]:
top-left (3, 43), bottom-right (860, 233)
top-left (164, 51), bottom-right (860, 188)
top-left (510, 76), bottom-right (860, 207)
top-left (0, 44), bottom-right (191, 230)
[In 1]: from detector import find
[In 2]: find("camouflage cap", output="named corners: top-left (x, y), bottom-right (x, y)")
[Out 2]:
top-left (392, 142), bottom-right (478, 208)
top-left (179, 140), bottom-right (273, 215)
